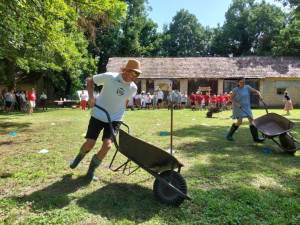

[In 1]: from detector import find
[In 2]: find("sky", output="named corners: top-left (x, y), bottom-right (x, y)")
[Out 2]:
top-left (147, 0), bottom-right (284, 31)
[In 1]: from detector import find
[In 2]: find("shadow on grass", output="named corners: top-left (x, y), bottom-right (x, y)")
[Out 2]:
top-left (77, 182), bottom-right (163, 223)
top-left (0, 120), bottom-right (32, 134)
top-left (13, 174), bottom-right (90, 211)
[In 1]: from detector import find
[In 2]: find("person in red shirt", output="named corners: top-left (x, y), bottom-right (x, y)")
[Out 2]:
top-left (196, 91), bottom-right (204, 110)
top-left (27, 88), bottom-right (36, 115)
top-left (189, 92), bottom-right (197, 110)
top-left (211, 94), bottom-right (217, 106)
top-left (203, 92), bottom-right (210, 110)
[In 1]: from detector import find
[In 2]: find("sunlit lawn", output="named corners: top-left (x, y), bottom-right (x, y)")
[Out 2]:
top-left (0, 106), bottom-right (299, 224)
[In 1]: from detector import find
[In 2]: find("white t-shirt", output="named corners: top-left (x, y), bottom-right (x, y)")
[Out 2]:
top-left (40, 94), bottom-right (47, 99)
top-left (20, 94), bottom-right (26, 101)
top-left (80, 93), bottom-right (88, 101)
top-left (91, 72), bottom-right (137, 122)
top-left (157, 91), bottom-right (164, 99)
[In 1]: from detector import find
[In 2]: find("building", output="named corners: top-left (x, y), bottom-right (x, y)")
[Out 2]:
top-left (107, 57), bottom-right (300, 107)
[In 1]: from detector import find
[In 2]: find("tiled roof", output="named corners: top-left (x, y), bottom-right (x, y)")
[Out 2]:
top-left (106, 57), bottom-right (300, 79)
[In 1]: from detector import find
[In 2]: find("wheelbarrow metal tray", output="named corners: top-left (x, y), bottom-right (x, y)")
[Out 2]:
top-left (253, 113), bottom-right (295, 138)
top-left (118, 129), bottom-right (184, 173)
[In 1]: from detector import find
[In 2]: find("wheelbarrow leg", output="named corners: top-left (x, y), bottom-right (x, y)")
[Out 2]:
top-left (249, 125), bottom-right (265, 142)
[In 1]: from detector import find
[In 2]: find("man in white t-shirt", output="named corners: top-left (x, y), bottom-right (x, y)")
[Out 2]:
top-left (157, 88), bottom-right (164, 109)
top-left (70, 59), bottom-right (142, 181)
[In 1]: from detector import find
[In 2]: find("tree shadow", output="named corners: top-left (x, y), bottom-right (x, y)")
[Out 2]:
top-left (13, 174), bottom-right (90, 211)
top-left (0, 121), bottom-right (32, 134)
top-left (77, 182), bottom-right (163, 223)
top-left (0, 141), bottom-right (14, 146)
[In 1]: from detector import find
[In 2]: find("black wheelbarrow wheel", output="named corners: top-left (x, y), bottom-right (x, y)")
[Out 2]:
top-left (279, 132), bottom-right (297, 155)
top-left (206, 111), bottom-right (212, 118)
top-left (153, 170), bottom-right (187, 207)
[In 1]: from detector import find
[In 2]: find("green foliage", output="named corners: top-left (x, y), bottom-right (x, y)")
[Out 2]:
top-left (272, 16), bottom-right (300, 56)
top-left (0, 0), bottom-right (126, 90)
top-left (214, 0), bottom-right (288, 56)
top-left (162, 9), bottom-right (210, 57)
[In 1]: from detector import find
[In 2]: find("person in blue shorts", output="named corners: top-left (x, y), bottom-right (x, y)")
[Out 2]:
top-left (226, 77), bottom-right (264, 142)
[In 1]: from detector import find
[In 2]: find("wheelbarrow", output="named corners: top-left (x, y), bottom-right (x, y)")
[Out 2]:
top-left (240, 100), bottom-right (300, 154)
top-left (95, 105), bottom-right (192, 206)
top-left (206, 106), bottom-right (222, 118)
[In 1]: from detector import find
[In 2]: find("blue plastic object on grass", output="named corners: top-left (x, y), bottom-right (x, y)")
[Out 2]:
top-left (160, 132), bottom-right (167, 136)
top-left (9, 132), bottom-right (17, 136)
top-left (221, 131), bottom-right (227, 135)
top-left (263, 149), bottom-right (271, 153)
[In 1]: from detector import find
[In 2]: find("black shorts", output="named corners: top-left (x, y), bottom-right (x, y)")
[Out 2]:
top-left (205, 103), bottom-right (209, 106)
top-left (191, 102), bottom-right (195, 106)
top-left (5, 101), bottom-right (12, 108)
top-left (85, 116), bottom-right (121, 141)
top-left (158, 99), bottom-right (163, 104)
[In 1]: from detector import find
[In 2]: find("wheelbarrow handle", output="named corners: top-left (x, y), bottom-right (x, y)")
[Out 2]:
top-left (239, 99), bottom-right (268, 120)
top-left (239, 106), bottom-right (253, 122)
top-left (260, 99), bottom-right (269, 114)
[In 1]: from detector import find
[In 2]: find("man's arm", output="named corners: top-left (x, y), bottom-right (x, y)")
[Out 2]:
top-left (87, 77), bottom-right (95, 107)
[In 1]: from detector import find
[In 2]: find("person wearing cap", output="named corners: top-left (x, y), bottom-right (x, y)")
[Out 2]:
top-left (70, 59), bottom-right (142, 181)
top-left (27, 88), bottom-right (36, 115)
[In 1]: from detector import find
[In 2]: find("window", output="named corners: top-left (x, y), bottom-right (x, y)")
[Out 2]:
top-left (277, 88), bottom-right (286, 95)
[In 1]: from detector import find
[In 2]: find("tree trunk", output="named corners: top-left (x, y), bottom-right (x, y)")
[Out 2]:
top-left (4, 58), bottom-right (16, 90)
top-left (64, 71), bottom-right (72, 97)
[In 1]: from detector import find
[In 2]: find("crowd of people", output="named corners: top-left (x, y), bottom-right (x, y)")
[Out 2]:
top-left (126, 89), bottom-right (232, 111)
top-left (1, 87), bottom-right (48, 114)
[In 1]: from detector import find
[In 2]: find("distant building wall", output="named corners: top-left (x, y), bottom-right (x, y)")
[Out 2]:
top-left (261, 78), bottom-right (300, 107)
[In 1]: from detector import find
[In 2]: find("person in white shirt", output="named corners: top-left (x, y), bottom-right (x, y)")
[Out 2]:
top-left (145, 92), bottom-right (152, 109)
top-left (80, 90), bottom-right (88, 110)
top-left (40, 92), bottom-right (48, 110)
top-left (20, 90), bottom-right (27, 111)
top-left (181, 91), bottom-right (188, 109)
top-left (157, 88), bottom-right (164, 109)
top-left (133, 92), bottom-right (141, 110)
top-left (141, 91), bottom-right (147, 109)
top-left (70, 59), bottom-right (142, 181)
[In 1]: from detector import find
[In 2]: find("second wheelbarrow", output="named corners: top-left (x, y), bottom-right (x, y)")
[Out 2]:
top-left (240, 100), bottom-right (300, 154)
top-left (95, 104), bottom-right (192, 206)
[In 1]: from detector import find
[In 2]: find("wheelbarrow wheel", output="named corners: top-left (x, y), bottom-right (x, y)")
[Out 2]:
top-left (206, 112), bottom-right (212, 118)
top-left (279, 132), bottom-right (297, 155)
top-left (153, 170), bottom-right (187, 207)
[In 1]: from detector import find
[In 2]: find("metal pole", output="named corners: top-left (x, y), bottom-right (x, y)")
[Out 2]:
top-left (170, 102), bottom-right (173, 155)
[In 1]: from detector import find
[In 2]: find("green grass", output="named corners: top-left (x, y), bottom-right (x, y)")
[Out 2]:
top-left (0, 107), bottom-right (300, 224)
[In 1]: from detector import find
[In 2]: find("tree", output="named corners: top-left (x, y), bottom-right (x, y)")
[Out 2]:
top-left (277, 0), bottom-right (300, 15)
top-left (0, 0), bottom-right (126, 92)
top-left (248, 1), bottom-right (285, 55)
top-left (162, 9), bottom-right (209, 57)
top-left (92, 0), bottom-right (162, 73)
top-left (220, 0), bottom-right (286, 56)
top-left (272, 15), bottom-right (300, 56)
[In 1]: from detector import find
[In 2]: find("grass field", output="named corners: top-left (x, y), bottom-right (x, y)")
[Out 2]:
top-left (1, 107), bottom-right (300, 224)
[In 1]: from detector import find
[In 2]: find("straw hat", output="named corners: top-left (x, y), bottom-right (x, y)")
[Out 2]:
top-left (121, 59), bottom-right (142, 73)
